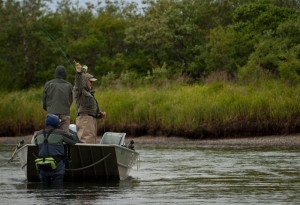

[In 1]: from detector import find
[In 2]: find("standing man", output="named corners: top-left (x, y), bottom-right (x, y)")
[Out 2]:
top-left (43, 65), bottom-right (73, 132)
top-left (34, 114), bottom-right (77, 187)
top-left (73, 62), bottom-right (106, 144)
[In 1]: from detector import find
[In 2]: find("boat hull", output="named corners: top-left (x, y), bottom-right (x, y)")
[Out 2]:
top-left (15, 144), bottom-right (139, 182)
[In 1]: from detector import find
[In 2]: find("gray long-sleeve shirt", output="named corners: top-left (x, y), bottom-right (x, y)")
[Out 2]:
top-left (43, 66), bottom-right (73, 115)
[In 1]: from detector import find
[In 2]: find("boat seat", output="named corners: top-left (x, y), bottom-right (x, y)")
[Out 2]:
top-left (100, 132), bottom-right (126, 146)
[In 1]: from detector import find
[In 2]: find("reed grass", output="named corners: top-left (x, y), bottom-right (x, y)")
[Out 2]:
top-left (1, 81), bottom-right (300, 137)
top-left (0, 88), bottom-right (45, 135)
top-left (98, 81), bottom-right (300, 137)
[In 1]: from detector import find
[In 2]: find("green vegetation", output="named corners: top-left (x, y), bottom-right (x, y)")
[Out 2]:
top-left (1, 0), bottom-right (300, 137)
top-left (1, 0), bottom-right (300, 89)
top-left (0, 88), bottom-right (44, 136)
top-left (1, 81), bottom-right (300, 138)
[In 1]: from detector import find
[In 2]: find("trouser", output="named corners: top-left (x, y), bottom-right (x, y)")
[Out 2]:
top-left (40, 174), bottom-right (64, 184)
top-left (39, 160), bottom-right (65, 188)
top-left (58, 115), bottom-right (70, 133)
top-left (76, 115), bottom-right (98, 144)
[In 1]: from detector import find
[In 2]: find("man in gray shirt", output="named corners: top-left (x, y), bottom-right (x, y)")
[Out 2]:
top-left (43, 65), bottom-right (73, 132)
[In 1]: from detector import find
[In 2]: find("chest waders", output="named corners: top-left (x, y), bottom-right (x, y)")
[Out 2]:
top-left (35, 128), bottom-right (58, 171)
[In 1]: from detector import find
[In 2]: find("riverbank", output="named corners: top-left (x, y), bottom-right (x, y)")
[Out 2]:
top-left (2, 83), bottom-right (300, 138)
top-left (0, 134), bottom-right (299, 147)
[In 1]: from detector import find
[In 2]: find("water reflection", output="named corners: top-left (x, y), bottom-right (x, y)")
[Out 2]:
top-left (10, 177), bottom-right (140, 204)
top-left (0, 144), bottom-right (299, 204)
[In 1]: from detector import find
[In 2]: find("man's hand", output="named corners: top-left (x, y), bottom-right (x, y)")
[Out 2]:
top-left (75, 62), bottom-right (82, 73)
top-left (101, 111), bottom-right (106, 118)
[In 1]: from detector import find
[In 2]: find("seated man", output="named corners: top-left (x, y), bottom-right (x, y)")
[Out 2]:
top-left (33, 114), bottom-right (77, 187)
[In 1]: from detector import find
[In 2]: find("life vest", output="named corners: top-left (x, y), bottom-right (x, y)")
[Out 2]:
top-left (35, 128), bottom-right (58, 171)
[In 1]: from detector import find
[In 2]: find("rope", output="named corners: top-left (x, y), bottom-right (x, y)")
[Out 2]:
top-left (65, 153), bottom-right (111, 172)
top-left (0, 140), bottom-right (24, 167)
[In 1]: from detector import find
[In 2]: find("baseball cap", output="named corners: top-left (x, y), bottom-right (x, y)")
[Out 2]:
top-left (85, 73), bottom-right (97, 81)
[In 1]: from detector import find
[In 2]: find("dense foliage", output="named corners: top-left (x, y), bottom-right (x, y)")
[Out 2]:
top-left (1, 0), bottom-right (300, 90)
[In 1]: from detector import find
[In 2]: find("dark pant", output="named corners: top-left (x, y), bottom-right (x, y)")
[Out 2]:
top-left (40, 173), bottom-right (64, 184)
top-left (40, 174), bottom-right (64, 189)
top-left (39, 160), bottom-right (65, 188)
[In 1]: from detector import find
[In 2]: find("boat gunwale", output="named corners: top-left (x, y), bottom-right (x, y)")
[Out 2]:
top-left (15, 143), bottom-right (139, 155)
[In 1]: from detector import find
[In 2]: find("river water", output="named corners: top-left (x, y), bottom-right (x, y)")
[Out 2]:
top-left (0, 143), bottom-right (299, 205)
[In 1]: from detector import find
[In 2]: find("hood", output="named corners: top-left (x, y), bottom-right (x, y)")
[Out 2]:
top-left (55, 65), bottom-right (67, 79)
top-left (45, 114), bottom-right (60, 127)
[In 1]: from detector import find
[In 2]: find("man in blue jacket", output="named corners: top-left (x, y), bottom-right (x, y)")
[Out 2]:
top-left (34, 114), bottom-right (77, 186)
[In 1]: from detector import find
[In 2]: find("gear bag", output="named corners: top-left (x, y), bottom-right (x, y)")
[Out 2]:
top-left (35, 157), bottom-right (57, 171)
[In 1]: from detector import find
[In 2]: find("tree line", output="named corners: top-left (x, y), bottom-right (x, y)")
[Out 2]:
top-left (1, 0), bottom-right (300, 90)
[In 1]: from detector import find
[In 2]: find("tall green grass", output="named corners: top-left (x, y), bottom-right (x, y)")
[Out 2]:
top-left (1, 81), bottom-right (300, 137)
top-left (98, 81), bottom-right (300, 137)
top-left (0, 88), bottom-right (45, 135)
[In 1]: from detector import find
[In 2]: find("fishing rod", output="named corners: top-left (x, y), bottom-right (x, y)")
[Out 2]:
top-left (38, 24), bottom-right (109, 140)
top-left (38, 24), bottom-right (75, 69)
top-left (39, 27), bottom-right (106, 132)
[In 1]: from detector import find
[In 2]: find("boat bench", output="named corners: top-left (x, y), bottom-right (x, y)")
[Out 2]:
top-left (100, 132), bottom-right (126, 146)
